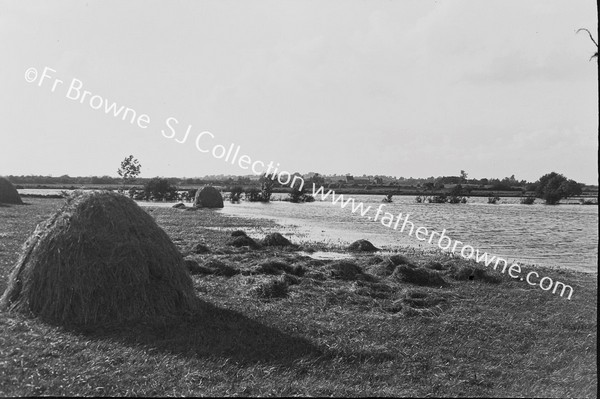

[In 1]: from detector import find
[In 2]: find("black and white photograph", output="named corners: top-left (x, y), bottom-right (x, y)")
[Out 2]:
top-left (0, 0), bottom-right (597, 397)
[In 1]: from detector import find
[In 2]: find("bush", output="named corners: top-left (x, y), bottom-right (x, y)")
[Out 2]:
top-left (229, 186), bottom-right (243, 203)
top-left (534, 172), bottom-right (582, 205)
top-left (245, 188), bottom-right (262, 202)
top-left (520, 196), bottom-right (536, 205)
top-left (144, 177), bottom-right (178, 201)
top-left (428, 195), bottom-right (447, 203)
top-left (288, 184), bottom-right (314, 203)
top-left (488, 195), bottom-right (500, 204)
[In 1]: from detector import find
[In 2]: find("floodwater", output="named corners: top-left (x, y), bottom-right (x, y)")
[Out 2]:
top-left (220, 194), bottom-right (598, 273)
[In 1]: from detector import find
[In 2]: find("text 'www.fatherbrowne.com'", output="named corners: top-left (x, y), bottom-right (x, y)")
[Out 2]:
top-left (310, 185), bottom-right (575, 300)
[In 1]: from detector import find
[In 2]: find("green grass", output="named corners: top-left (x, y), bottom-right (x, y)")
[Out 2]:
top-left (0, 198), bottom-right (597, 397)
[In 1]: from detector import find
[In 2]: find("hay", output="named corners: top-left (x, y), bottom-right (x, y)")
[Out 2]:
top-left (389, 254), bottom-right (415, 266)
top-left (391, 265), bottom-right (446, 287)
top-left (194, 186), bottom-right (224, 208)
top-left (228, 235), bottom-right (260, 249)
top-left (256, 260), bottom-right (304, 276)
top-left (191, 243), bottom-right (210, 254)
top-left (262, 233), bottom-right (292, 247)
top-left (0, 177), bottom-right (23, 205)
top-left (203, 258), bottom-right (239, 277)
top-left (329, 261), bottom-right (364, 280)
top-left (251, 276), bottom-right (289, 299)
top-left (424, 261), bottom-right (447, 271)
top-left (347, 239), bottom-right (379, 252)
top-left (367, 255), bottom-right (384, 265)
top-left (0, 191), bottom-right (197, 326)
top-left (184, 259), bottom-right (213, 275)
top-left (448, 264), bottom-right (502, 284)
top-left (366, 260), bottom-right (397, 277)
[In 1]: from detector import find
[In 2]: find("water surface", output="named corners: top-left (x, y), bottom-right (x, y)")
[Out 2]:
top-left (220, 194), bottom-right (598, 273)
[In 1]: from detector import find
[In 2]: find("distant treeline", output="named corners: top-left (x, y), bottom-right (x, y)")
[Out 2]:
top-left (5, 173), bottom-right (598, 195)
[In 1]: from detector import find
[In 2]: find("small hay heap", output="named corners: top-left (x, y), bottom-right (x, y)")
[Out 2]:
top-left (194, 186), bottom-right (224, 208)
top-left (0, 177), bottom-right (23, 205)
top-left (0, 191), bottom-right (196, 325)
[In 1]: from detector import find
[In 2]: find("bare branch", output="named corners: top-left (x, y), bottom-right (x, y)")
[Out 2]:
top-left (576, 28), bottom-right (598, 48)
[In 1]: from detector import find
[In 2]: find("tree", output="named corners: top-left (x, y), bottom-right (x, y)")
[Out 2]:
top-left (460, 170), bottom-right (468, 182)
top-left (143, 177), bottom-right (177, 201)
top-left (259, 173), bottom-right (276, 202)
top-left (117, 155), bottom-right (142, 190)
top-left (245, 187), bottom-right (262, 202)
top-left (310, 173), bottom-right (325, 186)
top-left (289, 185), bottom-right (305, 203)
top-left (534, 172), bottom-right (582, 205)
top-left (230, 186), bottom-right (243, 203)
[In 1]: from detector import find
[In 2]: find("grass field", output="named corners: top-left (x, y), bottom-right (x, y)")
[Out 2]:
top-left (0, 198), bottom-right (597, 397)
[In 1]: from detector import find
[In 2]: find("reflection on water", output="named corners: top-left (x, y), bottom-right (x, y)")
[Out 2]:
top-left (220, 195), bottom-right (598, 273)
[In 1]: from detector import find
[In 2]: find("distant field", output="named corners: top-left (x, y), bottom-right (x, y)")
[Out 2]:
top-left (0, 198), bottom-right (597, 396)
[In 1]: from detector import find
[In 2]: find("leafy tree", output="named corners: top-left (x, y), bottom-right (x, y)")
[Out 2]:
top-left (534, 172), bottom-right (582, 205)
top-left (143, 177), bottom-right (177, 201)
top-left (117, 155), bottom-right (142, 191)
top-left (289, 185), bottom-right (304, 203)
top-left (259, 173), bottom-right (276, 202)
top-left (230, 186), bottom-right (243, 203)
top-left (288, 184), bottom-right (314, 203)
top-left (449, 184), bottom-right (463, 196)
top-left (423, 182), bottom-right (435, 191)
top-left (310, 173), bottom-right (325, 186)
top-left (460, 170), bottom-right (468, 182)
top-left (245, 187), bottom-right (262, 202)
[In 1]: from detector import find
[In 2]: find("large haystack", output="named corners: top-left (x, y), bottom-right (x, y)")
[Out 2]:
top-left (0, 191), bottom-right (197, 326)
top-left (0, 177), bottom-right (23, 205)
top-left (194, 186), bottom-right (224, 208)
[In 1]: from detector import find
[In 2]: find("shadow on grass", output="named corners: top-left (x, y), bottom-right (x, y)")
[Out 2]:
top-left (72, 298), bottom-right (324, 366)
top-left (61, 297), bottom-right (398, 367)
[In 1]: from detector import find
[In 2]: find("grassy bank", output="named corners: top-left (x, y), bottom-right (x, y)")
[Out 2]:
top-left (0, 198), bottom-right (597, 397)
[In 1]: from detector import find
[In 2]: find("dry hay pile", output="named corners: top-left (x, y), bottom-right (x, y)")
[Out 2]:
top-left (391, 265), bottom-right (447, 287)
top-left (329, 261), bottom-right (365, 280)
top-left (347, 239), bottom-right (379, 252)
top-left (0, 177), bottom-right (23, 205)
top-left (194, 186), bottom-right (224, 208)
top-left (0, 191), bottom-right (197, 326)
top-left (228, 235), bottom-right (260, 248)
top-left (262, 232), bottom-right (292, 247)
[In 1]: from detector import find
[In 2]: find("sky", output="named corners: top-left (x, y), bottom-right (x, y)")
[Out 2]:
top-left (1, 0), bottom-right (598, 184)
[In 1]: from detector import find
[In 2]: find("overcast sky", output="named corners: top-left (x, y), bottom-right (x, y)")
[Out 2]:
top-left (1, 0), bottom-right (598, 184)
